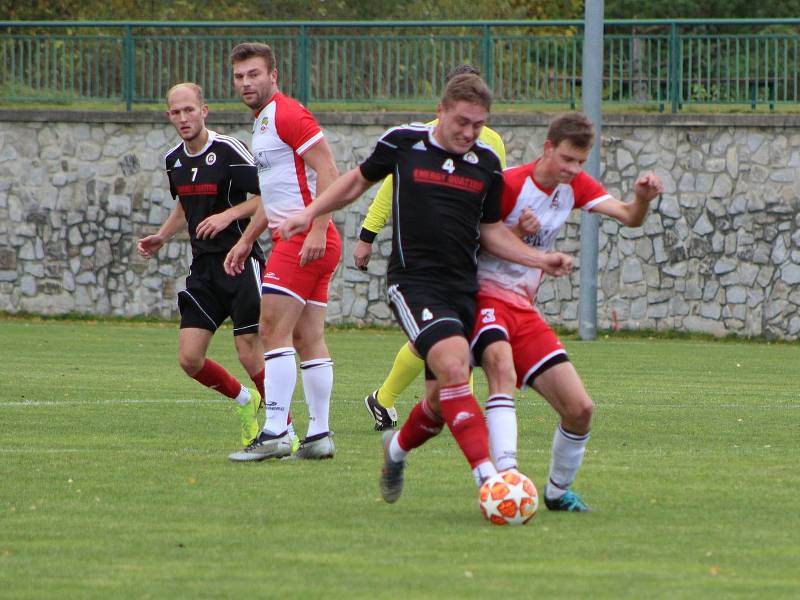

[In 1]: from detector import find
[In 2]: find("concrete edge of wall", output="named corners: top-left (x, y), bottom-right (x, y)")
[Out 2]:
top-left (3, 108), bottom-right (800, 128)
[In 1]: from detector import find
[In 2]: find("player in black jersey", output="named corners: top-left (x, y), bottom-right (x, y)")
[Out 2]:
top-left (137, 82), bottom-right (290, 448)
top-left (280, 74), bottom-right (572, 508)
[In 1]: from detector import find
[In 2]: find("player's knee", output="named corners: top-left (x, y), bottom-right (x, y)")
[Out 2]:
top-left (481, 347), bottom-right (516, 390)
top-left (565, 396), bottom-right (594, 429)
top-left (436, 357), bottom-right (470, 385)
top-left (178, 354), bottom-right (203, 376)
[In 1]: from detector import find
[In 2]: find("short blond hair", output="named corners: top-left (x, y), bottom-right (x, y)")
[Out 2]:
top-left (166, 82), bottom-right (204, 106)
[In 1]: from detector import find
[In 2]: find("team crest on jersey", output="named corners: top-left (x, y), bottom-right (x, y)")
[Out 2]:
top-left (550, 190), bottom-right (561, 209)
top-left (421, 308), bottom-right (433, 321)
top-left (259, 117), bottom-right (269, 133)
top-left (205, 152), bottom-right (216, 166)
top-left (463, 151), bottom-right (478, 164)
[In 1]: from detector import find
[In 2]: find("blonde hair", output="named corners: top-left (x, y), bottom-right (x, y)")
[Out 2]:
top-left (166, 82), bottom-right (204, 106)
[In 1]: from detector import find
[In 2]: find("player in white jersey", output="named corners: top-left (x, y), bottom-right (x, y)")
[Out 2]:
top-left (224, 43), bottom-right (341, 462)
top-left (471, 112), bottom-right (663, 511)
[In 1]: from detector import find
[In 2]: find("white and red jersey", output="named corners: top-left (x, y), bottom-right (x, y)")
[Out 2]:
top-left (250, 91), bottom-right (325, 237)
top-left (477, 161), bottom-right (612, 308)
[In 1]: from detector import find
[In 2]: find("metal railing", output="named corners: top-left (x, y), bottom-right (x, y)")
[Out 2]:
top-left (1, 19), bottom-right (799, 111)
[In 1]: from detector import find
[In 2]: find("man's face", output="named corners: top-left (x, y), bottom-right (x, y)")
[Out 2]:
top-left (435, 100), bottom-right (488, 154)
top-left (540, 139), bottom-right (590, 184)
top-left (232, 56), bottom-right (278, 111)
top-left (166, 87), bottom-right (208, 142)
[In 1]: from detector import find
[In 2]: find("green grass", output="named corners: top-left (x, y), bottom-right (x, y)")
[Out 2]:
top-left (1, 319), bottom-right (798, 599)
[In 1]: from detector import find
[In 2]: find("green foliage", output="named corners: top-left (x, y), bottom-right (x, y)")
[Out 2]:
top-left (605, 0), bottom-right (800, 20)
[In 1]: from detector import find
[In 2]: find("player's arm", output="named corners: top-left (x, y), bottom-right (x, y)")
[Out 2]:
top-left (137, 202), bottom-right (186, 258)
top-left (353, 175), bottom-right (393, 270)
top-left (479, 221), bottom-right (572, 277)
top-left (223, 202), bottom-right (269, 276)
top-left (297, 138), bottom-right (339, 266)
top-left (592, 172), bottom-right (663, 227)
top-left (279, 167), bottom-right (375, 241)
top-left (196, 196), bottom-right (261, 240)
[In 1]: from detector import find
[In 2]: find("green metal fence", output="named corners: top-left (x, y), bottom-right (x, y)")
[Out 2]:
top-left (1, 19), bottom-right (799, 112)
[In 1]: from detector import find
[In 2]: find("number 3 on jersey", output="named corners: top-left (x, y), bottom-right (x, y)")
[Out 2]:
top-left (480, 308), bottom-right (496, 323)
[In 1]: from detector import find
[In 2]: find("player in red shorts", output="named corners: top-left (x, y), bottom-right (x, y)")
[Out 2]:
top-left (471, 112), bottom-right (663, 511)
top-left (225, 43), bottom-right (341, 461)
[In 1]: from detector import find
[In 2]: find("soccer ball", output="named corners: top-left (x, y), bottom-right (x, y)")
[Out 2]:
top-left (479, 470), bottom-right (538, 526)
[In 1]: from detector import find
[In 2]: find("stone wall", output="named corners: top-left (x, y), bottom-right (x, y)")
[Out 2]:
top-left (0, 110), bottom-right (798, 339)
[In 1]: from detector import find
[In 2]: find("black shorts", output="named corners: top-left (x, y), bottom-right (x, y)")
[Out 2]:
top-left (177, 253), bottom-right (263, 336)
top-left (386, 282), bottom-right (476, 361)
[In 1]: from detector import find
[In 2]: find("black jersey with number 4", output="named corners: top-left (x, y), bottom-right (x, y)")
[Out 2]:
top-left (165, 130), bottom-right (264, 262)
top-left (359, 123), bottom-right (503, 294)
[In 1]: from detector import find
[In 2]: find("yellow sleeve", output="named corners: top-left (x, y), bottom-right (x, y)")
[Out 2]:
top-left (479, 126), bottom-right (507, 169)
top-left (359, 174), bottom-right (393, 241)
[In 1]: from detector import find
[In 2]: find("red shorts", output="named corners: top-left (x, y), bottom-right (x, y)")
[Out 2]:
top-left (470, 291), bottom-right (567, 388)
top-left (262, 224), bottom-right (341, 305)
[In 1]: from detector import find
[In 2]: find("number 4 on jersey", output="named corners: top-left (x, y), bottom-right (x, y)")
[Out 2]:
top-left (442, 158), bottom-right (455, 174)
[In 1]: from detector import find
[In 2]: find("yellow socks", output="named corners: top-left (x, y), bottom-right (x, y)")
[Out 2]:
top-left (376, 343), bottom-right (424, 409)
top-left (376, 343), bottom-right (476, 409)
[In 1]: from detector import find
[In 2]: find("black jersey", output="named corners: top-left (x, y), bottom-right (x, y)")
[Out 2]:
top-left (165, 130), bottom-right (264, 262)
top-left (359, 123), bottom-right (503, 294)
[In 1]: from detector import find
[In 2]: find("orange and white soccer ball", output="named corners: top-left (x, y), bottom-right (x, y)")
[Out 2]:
top-left (479, 470), bottom-right (538, 526)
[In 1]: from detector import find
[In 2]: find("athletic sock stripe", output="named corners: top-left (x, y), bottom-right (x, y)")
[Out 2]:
top-left (558, 424), bottom-right (590, 441)
top-left (264, 347), bottom-right (296, 361)
top-left (440, 384), bottom-right (471, 400)
top-left (299, 358), bottom-right (334, 369)
top-left (485, 402), bottom-right (515, 411)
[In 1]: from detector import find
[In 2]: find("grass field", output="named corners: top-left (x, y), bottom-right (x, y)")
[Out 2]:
top-left (1, 319), bottom-right (798, 599)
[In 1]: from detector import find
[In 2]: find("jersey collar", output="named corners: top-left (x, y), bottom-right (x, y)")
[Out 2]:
top-left (184, 130), bottom-right (217, 157)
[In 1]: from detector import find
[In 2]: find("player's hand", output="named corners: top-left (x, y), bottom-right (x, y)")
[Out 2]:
top-left (299, 228), bottom-right (326, 267)
top-left (353, 240), bottom-right (373, 271)
top-left (279, 213), bottom-right (312, 241)
top-left (514, 208), bottom-right (541, 237)
top-left (541, 252), bottom-right (573, 277)
top-left (196, 213), bottom-right (234, 239)
top-left (137, 234), bottom-right (165, 259)
top-left (634, 172), bottom-right (664, 203)
top-left (224, 240), bottom-right (252, 276)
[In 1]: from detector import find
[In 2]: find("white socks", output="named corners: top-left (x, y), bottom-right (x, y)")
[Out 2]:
top-left (472, 460), bottom-right (498, 488)
top-left (300, 358), bottom-right (333, 438)
top-left (485, 393), bottom-right (517, 471)
top-left (262, 347), bottom-right (296, 436)
top-left (546, 424), bottom-right (589, 499)
top-left (234, 385), bottom-right (251, 406)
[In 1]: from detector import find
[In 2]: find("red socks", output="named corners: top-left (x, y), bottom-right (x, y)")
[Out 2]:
top-left (396, 383), bottom-right (491, 470)
top-left (439, 383), bottom-right (491, 469)
top-left (192, 359), bottom-right (241, 399)
top-left (397, 398), bottom-right (444, 451)
top-left (250, 368), bottom-right (266, 402)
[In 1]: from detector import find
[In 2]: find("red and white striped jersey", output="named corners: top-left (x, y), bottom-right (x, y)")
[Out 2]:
top-left (250, 92), bottom-right (325, 236)
top-left (477, 161), bottom-right (612, 308)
